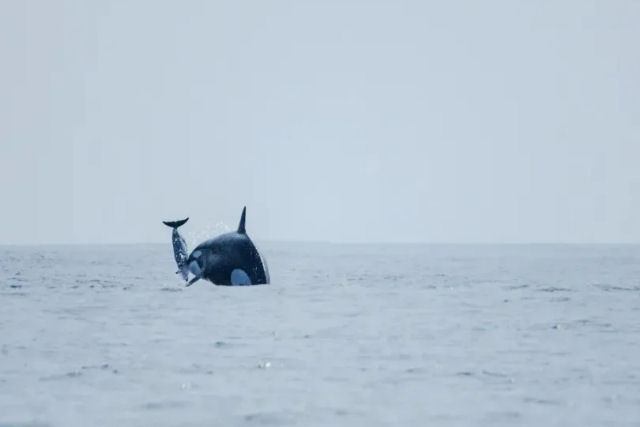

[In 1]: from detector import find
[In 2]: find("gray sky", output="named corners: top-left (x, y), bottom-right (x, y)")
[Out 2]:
top-left (1, 0), bottom-right (639, 244)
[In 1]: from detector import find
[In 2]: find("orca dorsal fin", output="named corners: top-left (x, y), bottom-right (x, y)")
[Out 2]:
top-left (237, 206), bottom-right (246, 234)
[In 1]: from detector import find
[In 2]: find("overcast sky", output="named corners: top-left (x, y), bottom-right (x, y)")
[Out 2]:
top-left (1, 0), bottom-right (639, 244)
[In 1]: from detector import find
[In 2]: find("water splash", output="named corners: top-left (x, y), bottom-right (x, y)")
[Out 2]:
top-left (183, 221), bottom-right (232, 250)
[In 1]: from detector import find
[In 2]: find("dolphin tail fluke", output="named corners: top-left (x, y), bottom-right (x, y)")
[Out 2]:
top-left (163, 218), bottom-right (189, 229)
top-left (237, 207), bottom-right (246, 234)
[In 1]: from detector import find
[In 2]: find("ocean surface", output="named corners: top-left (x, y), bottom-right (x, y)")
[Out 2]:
top-left (1, 243), bottom-right (639, 426)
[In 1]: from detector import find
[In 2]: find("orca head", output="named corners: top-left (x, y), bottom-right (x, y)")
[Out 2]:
top-left (188, 250), bottom-right (204, 277)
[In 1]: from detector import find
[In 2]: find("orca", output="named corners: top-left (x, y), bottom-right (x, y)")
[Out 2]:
top-left (163, 207), bottom-right (269, 287)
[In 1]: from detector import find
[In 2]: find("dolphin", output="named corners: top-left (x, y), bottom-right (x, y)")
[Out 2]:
top-left (163, 207), bottom-right (269, 287)
top-left (162, 217), bottom-right (190, 280)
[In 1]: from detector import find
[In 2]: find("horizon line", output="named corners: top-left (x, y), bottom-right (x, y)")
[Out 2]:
top-left (1, 240), bottom-right (640, 247)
